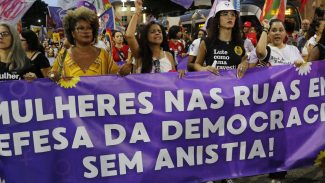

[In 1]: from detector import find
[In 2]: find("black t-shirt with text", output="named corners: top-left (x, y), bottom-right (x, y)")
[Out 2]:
top-left (204, 38), bottom-right (245, 70)
top-left (30, 53), bottom-right (51, 78)
top-left (0, 60), bottom-right (35, 81)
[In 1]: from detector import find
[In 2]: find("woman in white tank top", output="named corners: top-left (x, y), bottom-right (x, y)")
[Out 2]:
top-left (124, 0), bottom-right (176, 74)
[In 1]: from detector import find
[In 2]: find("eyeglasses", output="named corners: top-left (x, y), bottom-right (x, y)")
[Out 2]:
top-left (0, 31), bottom-right (11, 38)
top-left (75, 26), bottom-right (92, 33)
top-left (220, 11), bottom-right (236, 17)
top-left (153, 59), bottom-right (160, 73)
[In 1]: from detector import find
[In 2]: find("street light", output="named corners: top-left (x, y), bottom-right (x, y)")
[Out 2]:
top-left (38, 19), bottom-right (41, 23)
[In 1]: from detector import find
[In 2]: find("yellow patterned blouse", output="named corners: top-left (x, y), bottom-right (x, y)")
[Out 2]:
top-left (51, 47), bottom-right (118, 77)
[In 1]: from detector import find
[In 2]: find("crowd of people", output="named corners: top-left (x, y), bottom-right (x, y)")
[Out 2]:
top-left (0, 0), bottom-right (324, 182)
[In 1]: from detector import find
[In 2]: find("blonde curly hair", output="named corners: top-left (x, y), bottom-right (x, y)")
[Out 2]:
top-left (63, 7), bottom-right (99, 45)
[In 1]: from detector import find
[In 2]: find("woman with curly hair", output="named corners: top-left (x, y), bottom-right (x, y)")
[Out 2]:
top-left (124, 0), bottom-right (176, 74)
top-left (49, 7), bottom-right (118, 80)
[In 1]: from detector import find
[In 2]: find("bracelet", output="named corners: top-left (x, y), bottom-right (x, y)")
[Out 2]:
top-left (263, 28), bottom-right (268, 33)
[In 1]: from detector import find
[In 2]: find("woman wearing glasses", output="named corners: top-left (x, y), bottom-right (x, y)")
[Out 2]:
top-left (20, 29), bottom-right (51, 78)
top-left (0, 22), bottom-right (36, 81)
top-left (124, 0), bottom-right (176, 74)
top-left (193, 1), bottom-right (248, 78)
top-left (49, 7), bottom-right (118, 81)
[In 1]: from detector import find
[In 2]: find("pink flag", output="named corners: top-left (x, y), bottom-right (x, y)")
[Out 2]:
top-left (0, 0), bottom-right (36, 25)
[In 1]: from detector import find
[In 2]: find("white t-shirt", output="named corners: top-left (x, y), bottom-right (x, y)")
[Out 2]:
top-left (302, 35), bottom-right (317, 56)
top-left (262, 44), bottom-right (303, 66)
top-left (189, 38), bottom-right (201, 56)
top-left (248, 48), bottom-right (259, 64)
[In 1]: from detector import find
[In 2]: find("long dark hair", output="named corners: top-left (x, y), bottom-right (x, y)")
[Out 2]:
top-left (21, 29), bottom-right (43, 53)
top-left (168, 25), bottom-right (181, 39)
top-left (139, 21), bottom-right (169, 73)
top-left (207, 11), bottom-right (243, 49)
top-left (306, 20), bottom-right (320, 40)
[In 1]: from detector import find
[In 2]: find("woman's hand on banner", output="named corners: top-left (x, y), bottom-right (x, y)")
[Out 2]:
top-left (48, 71), bottom-right (60, 82)
top-left (236, 62), bottom-right (248, 79)
top-left (118, 63), bottom-right (133, 76)
top-left (23, 72), bottom-right (37, 82)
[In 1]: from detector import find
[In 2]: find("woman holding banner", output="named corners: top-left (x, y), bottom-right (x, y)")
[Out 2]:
top-left (49, 7), bottom-right (119, 81)
top-left (0, 22), bottom-right (37, 81)
top-left (193, 1), bottom-right (248, 78)
top-left (255, 18), bottom-right (305, 182)
top-left (124, 0), bottom-right (176, 74)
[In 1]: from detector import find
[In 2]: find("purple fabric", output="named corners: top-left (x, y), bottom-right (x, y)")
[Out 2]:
top-left (0, 61), bottom-right (324, 183)
top-left (116, 60), bottom-right (126, 67)
top-left (170, 0), bottom-right (194, 9)
top-left (177, 55), bottom-right (188, 71)
top-left (48, 6), bottom-right (67, 29)
top-left (77, 1), bottom-right (97, 12)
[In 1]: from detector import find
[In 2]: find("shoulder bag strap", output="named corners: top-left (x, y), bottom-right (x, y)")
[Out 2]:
top-left (58, 49), bottom-right (67, 78)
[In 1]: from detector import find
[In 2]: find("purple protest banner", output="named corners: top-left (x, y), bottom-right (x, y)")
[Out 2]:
top-left (0, 61), bottom-right (324, 183)
top-left (177, 55), bottom-right (188, 71)
top-left (170, 0), bottom-right (194, 9)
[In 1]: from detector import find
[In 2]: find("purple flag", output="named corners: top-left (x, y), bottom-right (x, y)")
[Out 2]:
top-left (0, 61), bottom-right (324, 183)
top-left (170, 0), bottom-right (194, 9)
top-left (48, 6), bottom-right (67, 29)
